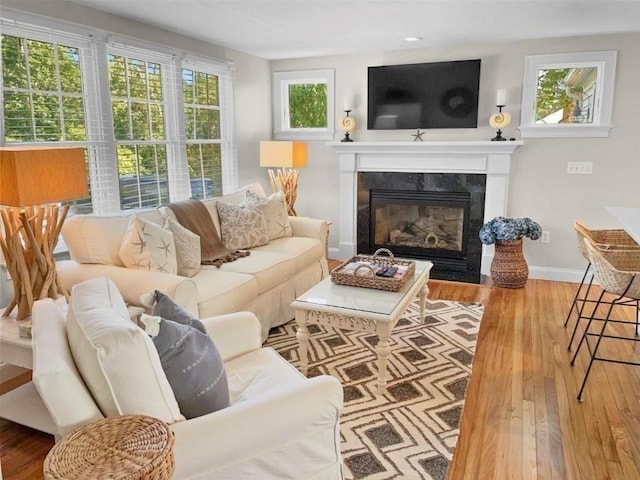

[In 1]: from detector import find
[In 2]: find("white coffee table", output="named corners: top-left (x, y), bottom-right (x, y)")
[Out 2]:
top-left (291, 260), bottom-right (433, 394)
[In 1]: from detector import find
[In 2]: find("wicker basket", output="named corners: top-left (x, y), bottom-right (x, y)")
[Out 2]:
top-left (43, 415), bottom-right (175, 480)
top-left (331, 248), bottom-right (416, 292)
top-left (583, 239), bottom-right (640, 298)
top-left (574, 220), bottom-right (639, 261)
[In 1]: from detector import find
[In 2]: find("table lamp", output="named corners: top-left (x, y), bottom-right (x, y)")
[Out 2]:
top-left (259, 141), bottom-right (307, 216)
top-left (0, 146), bottom-right (88, 320)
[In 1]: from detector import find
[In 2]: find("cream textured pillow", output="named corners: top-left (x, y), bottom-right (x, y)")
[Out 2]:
top-left (66, 277), bottom-right (184, 424)
top-left (216, 201), bottom-right (269, 250)
top-left (164, 216), bottom-right (201, 277)
top-left (246, 190), bottom-right (292, 241)
top-left (119, 215), bottom-right (177, 274)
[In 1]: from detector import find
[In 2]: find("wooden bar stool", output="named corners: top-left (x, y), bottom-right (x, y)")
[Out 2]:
top-left (43, 415), bottom-right (175, 480)
top-left (570, 238), bottom-right (640, 401)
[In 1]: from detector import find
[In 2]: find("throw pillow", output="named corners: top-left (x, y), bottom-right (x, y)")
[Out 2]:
top-left (164, 215), bottom-right (201, 277)
top-left (246, 190), bottom-right (292, 241)
top-left (66, 277), bottom-right (184, 424)
top-left (150, 290), bottom-right (206, 334)
top-left (119, 215), bottom-right (178, 274)
top-left (140, 313), bottom-right (230, 419)
top-left (216, 200), bottom-right (269, 250)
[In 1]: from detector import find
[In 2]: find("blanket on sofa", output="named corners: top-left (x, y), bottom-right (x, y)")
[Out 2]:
top-left (167, 199), bottom-right (249, 268)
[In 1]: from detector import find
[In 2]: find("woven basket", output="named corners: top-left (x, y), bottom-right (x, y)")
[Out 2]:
top-left (331, 248), bottom-right (416, 292)
top-left (583, 238), bottom-right (640, 299)
top-left (43, 415), bottom-right (175, 480)
top-left (574, 220), bottom-right (639, 261)
top-left (490, 239), bottom-right (529, 289)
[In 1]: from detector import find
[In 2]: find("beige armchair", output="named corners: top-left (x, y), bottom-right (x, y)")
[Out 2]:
top-left (31, 279), bottom-right (344, 479)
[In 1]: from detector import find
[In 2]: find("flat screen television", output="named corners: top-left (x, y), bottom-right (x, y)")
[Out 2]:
top-left (367, 59), bottom-right (481, 130)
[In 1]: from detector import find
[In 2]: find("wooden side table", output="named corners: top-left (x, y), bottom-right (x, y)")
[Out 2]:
top-left (44, 415), bottom-right (175, 480)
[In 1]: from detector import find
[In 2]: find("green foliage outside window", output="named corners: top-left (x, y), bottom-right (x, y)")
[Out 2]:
top-left (2, 35), bottom-right (86, 142)
top-left (535, 68), bottom-right (572, 122)
top-left (288, 83), bottom-right (327, 128)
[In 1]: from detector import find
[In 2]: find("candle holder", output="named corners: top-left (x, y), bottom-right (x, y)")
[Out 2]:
top-left (490, 105), bottom-right (511, 142)
top-left (339, 110), bottom-right (356, 142)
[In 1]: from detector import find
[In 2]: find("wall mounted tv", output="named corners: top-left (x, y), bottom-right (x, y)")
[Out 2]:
top-left (367, 59), bottom-right (481, 130)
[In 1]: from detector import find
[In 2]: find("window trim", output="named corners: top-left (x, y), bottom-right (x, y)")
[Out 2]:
top-left (273, 69), bottom-right (335, 141)
top-left (519, 50), bottom-right (617, 138)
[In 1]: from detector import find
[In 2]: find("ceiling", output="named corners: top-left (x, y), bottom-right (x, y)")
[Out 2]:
top-left (72, 1), bottom-right (640, 60)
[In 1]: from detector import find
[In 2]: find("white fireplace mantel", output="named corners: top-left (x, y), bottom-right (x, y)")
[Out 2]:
top-left (328, 140), bottom-right (524, 275)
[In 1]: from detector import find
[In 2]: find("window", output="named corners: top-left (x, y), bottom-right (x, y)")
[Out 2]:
top-left (519, 51), bottom-right (617, 138)
top-left (108, 51), bottom-right (170, 210)
top-left (273, 69), bottom-right (334, 140)
top-left (1, 16), bottom-right (236, 214)
top-left (2, 35), bottom-right (86, 143)
top-left (182, 65), bottom-right (223, 199)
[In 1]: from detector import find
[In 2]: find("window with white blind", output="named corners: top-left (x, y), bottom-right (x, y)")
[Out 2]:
top-left (0, 16), bottom-right (236, 214)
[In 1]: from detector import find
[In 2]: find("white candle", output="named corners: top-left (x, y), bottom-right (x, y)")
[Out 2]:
top-left (343, 96), bottom-right (352, 112)
top-left (496, 89), bottom-right (507, 106)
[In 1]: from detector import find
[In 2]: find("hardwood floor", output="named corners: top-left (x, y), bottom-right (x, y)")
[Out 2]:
top-left (1, 276), bottom-right (639, 479)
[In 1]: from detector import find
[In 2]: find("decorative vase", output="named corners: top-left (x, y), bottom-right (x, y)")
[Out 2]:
top-left (490, 239), bottom-right (529, 288)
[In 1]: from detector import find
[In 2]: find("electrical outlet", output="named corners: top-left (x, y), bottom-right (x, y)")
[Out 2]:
top-left (567, 161), bottom-right (593, 175)
top-left (540, 231), bottom-right (550, 244)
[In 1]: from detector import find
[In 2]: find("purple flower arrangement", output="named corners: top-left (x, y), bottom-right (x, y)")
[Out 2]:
top-left (479, 217), bottom-right (542, 245)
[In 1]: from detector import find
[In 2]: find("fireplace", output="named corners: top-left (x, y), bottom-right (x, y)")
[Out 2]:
top-left (329, 141), bottom-right (522, 280)
top-left (357, 172), bottom-right (485, 283)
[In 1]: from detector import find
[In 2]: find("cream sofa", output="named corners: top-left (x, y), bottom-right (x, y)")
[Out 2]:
top-left (32, 280), bottom-right (344, 479)
top-left (57, 183), bottom-right (329, 341)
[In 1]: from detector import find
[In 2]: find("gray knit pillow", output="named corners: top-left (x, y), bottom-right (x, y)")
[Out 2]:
top-left (141, 314), bottom-right (229, 419)
top-left (151, 290), bottom-right (206, 334)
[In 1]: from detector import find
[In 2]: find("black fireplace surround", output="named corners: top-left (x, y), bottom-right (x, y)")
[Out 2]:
top-left (357, 172), bottom-right (486, 283)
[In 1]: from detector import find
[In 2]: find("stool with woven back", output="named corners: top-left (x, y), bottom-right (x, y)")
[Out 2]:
top-left (569, 237), bottom-right (640, 401)
top-left (564, 221), bottom-right (639, 352)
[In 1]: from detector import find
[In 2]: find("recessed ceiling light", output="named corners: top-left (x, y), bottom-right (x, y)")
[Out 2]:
top-left (404, 36), bottom-right (423, 42)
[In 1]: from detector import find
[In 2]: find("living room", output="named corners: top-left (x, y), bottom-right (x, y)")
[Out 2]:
top-left (1, 1), bottom-right (639, 479)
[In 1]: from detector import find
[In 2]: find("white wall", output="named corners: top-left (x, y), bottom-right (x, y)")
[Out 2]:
top-left (0, 0), bottom-right (272, 190)
top-left (272, 33), bottom-right (640, 281)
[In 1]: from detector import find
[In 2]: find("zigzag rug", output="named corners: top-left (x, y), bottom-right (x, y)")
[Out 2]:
top-left (265, 299), bottom-right (483, 480)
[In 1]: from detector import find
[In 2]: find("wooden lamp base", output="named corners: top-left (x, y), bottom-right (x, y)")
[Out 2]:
top-left (0, 204), bottom-right (70, 320)
top-left (267, 168), bottom-right (300, 216)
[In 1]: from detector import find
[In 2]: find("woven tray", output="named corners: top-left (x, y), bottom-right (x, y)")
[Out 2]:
top-left (331, 248), bottom-right (416, 292)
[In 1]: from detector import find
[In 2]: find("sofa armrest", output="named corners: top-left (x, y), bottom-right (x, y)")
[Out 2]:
top-left (200, 312), bottom-right (262, 361)
top-left (289, 216), bottom-right (328, 243)
top-left (56, 260), bottom-right (199, 317)
top-left (170, 375), bottom-right (343, 479)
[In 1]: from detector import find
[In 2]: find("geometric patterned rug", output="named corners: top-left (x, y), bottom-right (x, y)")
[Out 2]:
top-left (264, 299), bottom-right (484, 480)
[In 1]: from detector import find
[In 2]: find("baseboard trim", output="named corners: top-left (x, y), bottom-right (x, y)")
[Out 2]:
top-left (528, 266), bottom-right (585, 283)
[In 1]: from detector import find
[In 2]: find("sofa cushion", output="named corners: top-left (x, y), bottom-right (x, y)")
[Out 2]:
top-left (225, 347), bottom-right (304, 405)
top-left (218, 250), bottom-right (297, 294)
top-left (190, 269), bottom-right (258, 318)
top-left (119, 215), bottom-right (178, 274)
top-left (246, 191), bottom-right (292, 241)
top-left (32, 297), bottom-right (104, 436)
top-left (164, 215), bottom-right (201, 277)
top-left (140, 314), bottom-right (230, 419)
top-left (62, 210), bottom-right (166, 266)
top-left (216, 201), bottom-right (269, 250)
top-left (151, 290), bottom-right (206, 334)
top-left (66, 277), bottom-right (184, 424)
top-left (253, 236), bottom-right (324, 273)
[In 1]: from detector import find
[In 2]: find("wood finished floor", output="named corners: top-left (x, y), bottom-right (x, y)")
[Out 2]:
top-left (1, 276), bottom-right (639, 479)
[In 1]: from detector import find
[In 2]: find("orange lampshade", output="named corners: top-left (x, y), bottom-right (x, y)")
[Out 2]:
top-left (0, 146), bottom-right (88, 207)
top-left (259, 141), bottom-right (307, 169)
